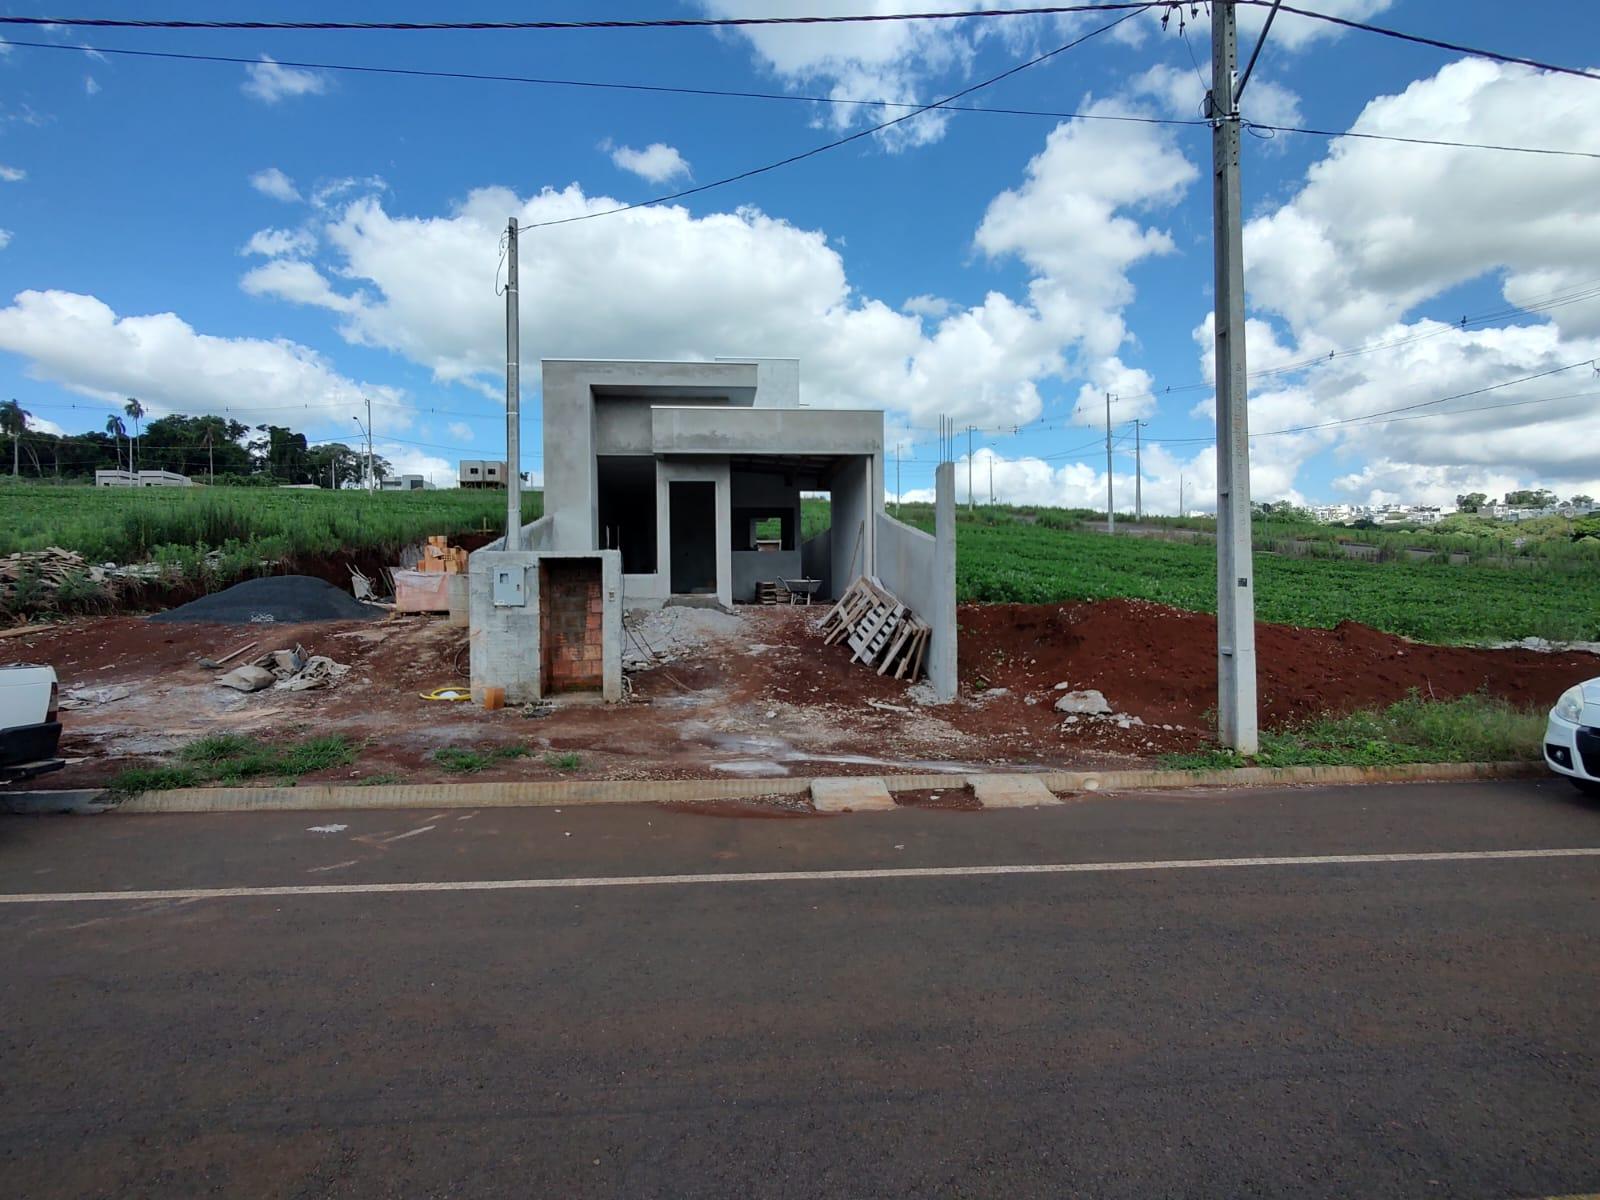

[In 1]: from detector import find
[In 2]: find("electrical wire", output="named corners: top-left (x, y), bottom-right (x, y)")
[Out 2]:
top-left (516, 9), bottom-right (1142, 231)
top-left (0, 5), bottom-right (1164, 32)
top-left (9, 39), bottom-right (1595, 161)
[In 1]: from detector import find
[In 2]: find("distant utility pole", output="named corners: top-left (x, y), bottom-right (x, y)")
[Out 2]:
top-left (504, 217), bottom-right (523, 551)
top-left (1105, 392), bottom-right (1115, 535)
top-left (1179, 472), bottom-right (1186, 519)
top-left (966, 425), bottom-right (975, 512)
top-left (203, 430), bottom-right (213, 484)
top-left (1209, 0), bottom-right (1271, 754)
top-left (1134, 419), bottom-right (1146, 521)
top-left (988, 454), bottom-right (994, 505)
top-left (894, 443), bottom-right (902, 515)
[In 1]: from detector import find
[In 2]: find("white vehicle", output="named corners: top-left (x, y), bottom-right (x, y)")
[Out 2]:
top-left (0, 664), bottom-right (64, 784)
top-left (1545, 677), bottom-right (1600, 796)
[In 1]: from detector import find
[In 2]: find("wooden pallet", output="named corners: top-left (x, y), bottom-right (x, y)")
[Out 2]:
top-left (817, 575), bottom-right (930, 681)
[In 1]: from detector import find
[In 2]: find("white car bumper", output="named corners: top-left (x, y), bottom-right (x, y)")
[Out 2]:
top-left (1544, 712), bottom-right (1600, 783)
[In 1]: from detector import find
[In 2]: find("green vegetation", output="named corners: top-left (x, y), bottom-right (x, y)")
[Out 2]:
top-left (1160, 694), bottom-right (1546, 770)
top-left (543, 750), bottom-right (583, 771)
top-left (0, 482), bottom-right (541, 565)
top-left (433, 744), bottom-right (530, 773)
top-left (834, 500), bottom-right (1600, 643)
top-left (108, 733), bottom-right (359, 793)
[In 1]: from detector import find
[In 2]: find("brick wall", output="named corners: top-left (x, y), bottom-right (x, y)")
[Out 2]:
top-left (540, 559), bottom-right (603, 694)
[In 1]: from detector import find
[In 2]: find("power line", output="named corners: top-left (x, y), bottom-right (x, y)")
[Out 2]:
top-left (517, 9), bottom-right (1142, 230)
top-left (1269, 2), bottom-right (1600, 85)
top-left (0, 5), bottom-right (1163, 33)
top-left (9, 39), bottom-right (1596, 161)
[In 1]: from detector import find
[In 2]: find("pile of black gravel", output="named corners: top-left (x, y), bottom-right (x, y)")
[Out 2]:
top-left (149, 575), bottom-right (379, 624)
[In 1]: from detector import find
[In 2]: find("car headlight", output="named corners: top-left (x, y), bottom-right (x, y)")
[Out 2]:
top-left (1555, 686), bottom-right (1585, 723)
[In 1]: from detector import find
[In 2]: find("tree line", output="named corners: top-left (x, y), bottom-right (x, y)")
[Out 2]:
top-left (0, 398), bottom-right (393, 487)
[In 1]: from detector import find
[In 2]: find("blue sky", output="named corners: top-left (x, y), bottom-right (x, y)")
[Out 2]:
top-left (1, 1), bottom-right (1597, 510)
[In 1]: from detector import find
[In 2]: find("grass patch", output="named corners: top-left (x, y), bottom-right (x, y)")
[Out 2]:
top-left (354, 771), bottom-right (404, 787)
top-left (433, 744), bottom-right (530, 774)
top-left (543, 751), bottom-right (582, 771)
top-left (106, 765), bottom-right (204, 795)
top-left (111, 733), bottom-right (358, 794)
top-left (1161, 694), bottom-right (1547, 770)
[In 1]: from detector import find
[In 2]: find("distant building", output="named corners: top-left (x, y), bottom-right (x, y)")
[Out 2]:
top-left (96, 469), bottom-right (192, 488)
top-left (379, 474), bottom-right (433, 492)
top-left (459, 459), bottom-right (507, 488)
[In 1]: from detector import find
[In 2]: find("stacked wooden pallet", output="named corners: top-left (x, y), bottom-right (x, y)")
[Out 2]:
top-left (817, 575), bottom-right (931, 681)
top-left (0, 547), bottom-right (95, 591)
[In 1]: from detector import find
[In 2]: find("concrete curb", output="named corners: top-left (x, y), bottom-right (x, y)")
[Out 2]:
top-left (110, 759), bottom-right (1545, 815)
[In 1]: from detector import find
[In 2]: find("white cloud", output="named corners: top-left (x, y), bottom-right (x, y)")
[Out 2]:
top-left (241, 227), bottom-right (317, 258)
top-left (1223, 59), bottom-right (1600, 495)
top-left (0, 289), bottom-right (401, 428)
top-left (0, 230), bottom-right (11, 251)
top-left (447, 421), bottom-right (474, 441)
top-left (607, 142), bottom-right (692, 184)
top-left (0, 165), bottom-right (25, 183)
top-left (901, 294), bottom-right (954, 320)
top-left (249, 167), bottom-right (302, 203)
top-left (239, 105), bottom-right (1193, 435)
top-left (84, 75), bottom-right (100, 96)
top-left (242, 56), bottom-right (327, 104)
top-left (240, 259), bottom-right (363, 314)
top-left (77, 43), bottom-right (108, 64)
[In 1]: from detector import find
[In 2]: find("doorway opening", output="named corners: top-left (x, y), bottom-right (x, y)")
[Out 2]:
top-left (668, 481), bottom-right (718, 594)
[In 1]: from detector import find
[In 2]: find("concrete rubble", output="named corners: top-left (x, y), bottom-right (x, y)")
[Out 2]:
top-left (215, 645), bottom-right (349, 694)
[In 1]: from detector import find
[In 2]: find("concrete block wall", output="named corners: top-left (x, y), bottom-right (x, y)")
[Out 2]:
top-left (468, 548), bottom-right (623, 704)
top-left (871, 461), bottom-right (957, 701)
top-left (540, 560), bottom-right (605, 693)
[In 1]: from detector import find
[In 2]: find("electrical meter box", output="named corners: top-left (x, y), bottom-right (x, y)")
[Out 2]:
top-left (492, 565), bottom-right (526, 607)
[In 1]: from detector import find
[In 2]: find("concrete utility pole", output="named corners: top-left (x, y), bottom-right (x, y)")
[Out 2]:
top-left (1210, 0), bottom-right (1262, 753)
top-left (894, 443), bottom-right (902, 515)
top-left (504, 217), bottom-right (523, 551)
top-left (1134, 420), bottom-right (1145, 521)
top-left (203, 430), bottom-right (213, 484)
top-left (988, 454), bottom-right (994, 505)
top-left (1179, 472), bottom-right (1186, 519)
top-left (1105, 392), bottom-right (1115, 535)
top-left (365, 397), bottom-right (375, 491)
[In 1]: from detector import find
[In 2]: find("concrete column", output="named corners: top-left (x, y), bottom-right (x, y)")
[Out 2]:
top-left (928, 461), bottom-right (958, 702)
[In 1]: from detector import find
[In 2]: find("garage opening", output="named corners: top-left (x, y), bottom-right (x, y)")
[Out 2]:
top-left (669, 481), bottom-right (718, 595)
top-left (597, 456), bottom-right (656, 575)
top-left (539, 558), bottom-right (603, 694)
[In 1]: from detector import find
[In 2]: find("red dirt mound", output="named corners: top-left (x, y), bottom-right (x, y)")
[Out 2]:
top-left (957, 598), bottom-right (1593, 726)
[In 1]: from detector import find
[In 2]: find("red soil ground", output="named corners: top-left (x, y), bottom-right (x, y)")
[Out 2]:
top-left (6, 598), bottom-right (1591, 789)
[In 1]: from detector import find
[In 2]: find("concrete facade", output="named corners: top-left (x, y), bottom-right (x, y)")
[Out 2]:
top-left (470, 356), bottom-right (955, 703)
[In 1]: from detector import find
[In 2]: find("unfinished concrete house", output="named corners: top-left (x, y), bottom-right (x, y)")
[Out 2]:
top-left (470, 357), bottom-right (956, 705)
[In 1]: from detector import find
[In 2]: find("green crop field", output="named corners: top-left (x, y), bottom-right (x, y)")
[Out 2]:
top-left (0, 482), bottom-right (541, 570)
top-left (805, 499), bottom-right (1600, 644)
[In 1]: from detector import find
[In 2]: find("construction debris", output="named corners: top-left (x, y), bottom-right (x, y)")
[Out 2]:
top-left (816, 576), bottom-right (930, 682)
top-left (214, 643), bottom-right (349, 693)
top-left (417, 536), bottom-right (469, 575)
top-left (58, 684), bottom-right (133, 710)
top-left (1054, 689), bottom-right (1112, 715)
top-left (196, 640), bottom-right (258, 670)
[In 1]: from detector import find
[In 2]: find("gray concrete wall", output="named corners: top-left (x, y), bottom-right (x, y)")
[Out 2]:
top-left (543, 359), bottom-right (758, 553)
top-left (655, 458), bottom-right (732, 609)
top-left (468, 548), bottom-right (623, 704)
top-left (801, 527), bottom-right (832, 598)
top-left (829, 456), bottom-right (874, 594)
top-left (651, 407), bottom-right (882, 457)
top-left (476, 513), bottom-right (554, 554)
top-left (870, 461), bottom-right (955, 699)
top-left (731, 550), bottom-right (802, 602)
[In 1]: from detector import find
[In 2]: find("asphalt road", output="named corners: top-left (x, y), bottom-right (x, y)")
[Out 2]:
top-left (3, 779), bottom-right (1599, 1199)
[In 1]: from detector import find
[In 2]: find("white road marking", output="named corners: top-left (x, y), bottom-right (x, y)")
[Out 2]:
top-left (3, 847), bottom-right (1598, 906)
top-left (379, 825), bottom-right (436, 843)
top-left (306, 860), bottom-right (360, 874)
top-left (306, 824), bottom-right (348, 834)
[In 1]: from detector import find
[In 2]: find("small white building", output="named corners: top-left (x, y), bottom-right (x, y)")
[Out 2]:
top-left (96, 469), bottom-right (191, 488)
top-left (379, 474), bottom-right (433, 492)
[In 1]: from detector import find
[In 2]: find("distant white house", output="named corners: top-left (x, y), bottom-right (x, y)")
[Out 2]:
top-left (379, 474), bottom-right (433, 492)
top-left (96, 469), bottom-right (192, 488)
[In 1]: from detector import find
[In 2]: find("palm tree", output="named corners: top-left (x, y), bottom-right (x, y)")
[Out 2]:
top-left (124, 397), bottom-right (145, 475)
top-left (105, 414), bottom-right (126, 474)
top-left (0, 398), bottom-right (28, 478)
